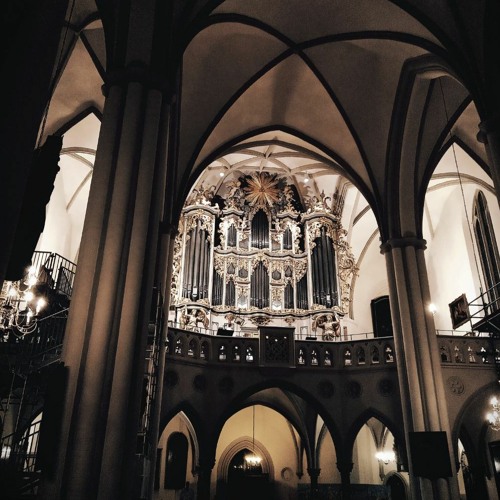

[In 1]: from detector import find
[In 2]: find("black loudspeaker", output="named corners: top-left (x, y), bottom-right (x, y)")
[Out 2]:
top-left (217, 328), bottom-right (233, 336)
top-left (37, 362), bottom-right (68, 478)
top-left (409, 431), bottom-right (452, 478)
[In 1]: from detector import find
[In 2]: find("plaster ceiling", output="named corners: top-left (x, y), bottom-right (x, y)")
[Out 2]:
top-left (40, 0), bottom-right (490, 257)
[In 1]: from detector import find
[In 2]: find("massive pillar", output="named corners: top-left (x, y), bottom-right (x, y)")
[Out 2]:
top-left (39, 69), bottom-right (173, 499)
top-left (382, 237), bottom-right (459, 500)
top-left (307, 467), bottom-right (321, 499)
top-left (336, 460), bottom-right (353, 500)
top-left (196, 456), bottom-right (215, 500)
top-left (35, 0), bottom-right (181, 496)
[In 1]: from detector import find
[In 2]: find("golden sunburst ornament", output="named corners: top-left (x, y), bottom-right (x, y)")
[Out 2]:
top-left (244, 173), bottom-right (280, 206)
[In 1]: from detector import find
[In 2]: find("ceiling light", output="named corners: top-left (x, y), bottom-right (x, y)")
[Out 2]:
top-left (375, 451), bottom-right (395, 464)
top-left (487, 397), bottom-right (500, 431)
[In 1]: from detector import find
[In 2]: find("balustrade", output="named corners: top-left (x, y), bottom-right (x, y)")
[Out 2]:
top-left (166, 327), bottom-right (396, 369)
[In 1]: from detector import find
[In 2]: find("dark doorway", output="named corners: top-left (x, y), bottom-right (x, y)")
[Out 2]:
top-left (164, 432), bottom-right (188, 489)
top-left (226, 449), bottom-right (270, 500)
top-left (371, 295), bottom-right (393, 337)
top-left (386, 474), bottom-right (406, 500)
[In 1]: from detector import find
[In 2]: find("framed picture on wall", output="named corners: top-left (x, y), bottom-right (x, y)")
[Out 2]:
top-left (449, 293), bottom-right (470, 329)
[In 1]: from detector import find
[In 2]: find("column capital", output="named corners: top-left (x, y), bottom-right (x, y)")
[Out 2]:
top-left (102, 63), bottom-right (176, 99)
top-left (307, 467), bottom-right (321, 478)
top-left (336, 461), bottom-right (353, 474)
top-left (478, 114), bottom-right (500, 143)
top-left (380, 236), bottom-right (427, 254)
top-left (197, 456), bottom-right (216, 471)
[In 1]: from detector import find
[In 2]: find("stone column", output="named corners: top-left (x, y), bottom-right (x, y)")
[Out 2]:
top-left (196, 456), bottom-right (215, 500)
top-left (381, 237), bottom-right (459, 500)
top-left (39, 73), bottom-right (170, 500)
top-left (478, 115), bottom-right (500, 210)
top-left (336, 460), bottom-right (353, 500)
top-left (307, 467), bottom-right (321, 499)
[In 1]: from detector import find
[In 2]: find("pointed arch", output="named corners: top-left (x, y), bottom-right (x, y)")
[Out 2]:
top-left (217, 436), bottom-right (275, 482)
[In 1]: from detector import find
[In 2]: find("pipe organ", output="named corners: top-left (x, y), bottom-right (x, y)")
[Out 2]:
top-left (171, 173), bottom-right (357, 336)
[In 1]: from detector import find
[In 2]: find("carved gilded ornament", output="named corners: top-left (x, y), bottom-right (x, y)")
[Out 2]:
top-left (251, 253), bottom-right (270, 269)
top-left (293, 260), bottom-right (308, 281)
top-left (306, 218), bottom-right (336, 248)
top-left (249, 315), bottom-right (271, 326)
top-left (244, 173), bottom-right (281, 206)
top-left (170, 232), bottom-right (184, 304)
top-left (305, 190), bottom-right (332, 213)
top-left (271, 287), bottom-right (283, 304)
top-left (184, 211), bottom-right (214, 238)
top-left (213, 255), bottom-right (225, 277)
top-left (186, 182), bottom-right (217, 206)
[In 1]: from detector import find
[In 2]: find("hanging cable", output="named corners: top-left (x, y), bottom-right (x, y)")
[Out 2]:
top-left (438, 79), bottom-right (483, 292)
top-left (252, 405), bottom-right (256, 453)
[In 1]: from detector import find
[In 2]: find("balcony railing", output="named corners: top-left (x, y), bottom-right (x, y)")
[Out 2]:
top-left (467, 283), bottom-right (500, 335)
top-left (166, 326), bottom-right (396, 369)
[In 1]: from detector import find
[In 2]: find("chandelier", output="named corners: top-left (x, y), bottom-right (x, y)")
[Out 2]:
top-left (487, 396), bottom-right (500, 431)
top-left (0, 266), bottom-right (48, 337)
top-left (375, 450), bottom-right (396, 464)
top-left (244, 405), bottom-right (262, 468)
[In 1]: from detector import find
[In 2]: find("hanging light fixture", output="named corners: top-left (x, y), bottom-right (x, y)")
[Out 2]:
top-left (375, 450), bottom-right (396, 465)
top-left (244, 405), bottom-right (262, 468)
top-left (0, 265), bottom-right (48, 337)
top-left (487, 397), bottom-right (500, 431)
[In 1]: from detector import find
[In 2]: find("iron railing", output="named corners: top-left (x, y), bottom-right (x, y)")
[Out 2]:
top-left (467, 282), bottom-right (500, 330)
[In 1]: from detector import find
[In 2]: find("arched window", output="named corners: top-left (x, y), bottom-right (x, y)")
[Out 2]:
top-left (245, 347), bottom-right (254, 362)
top-left (219, 344), bottom-right (227, 361)
top-left (356, 347), bottom-right (365, 365)
top-left (297, 348), bottom-right (306, 365)
top-left (200, 341), bottom-right (209, 360)
top-left (232, 345), bottom-right (241, 362)
top-left (188, 339), bottom-right (197, 357)
top-left (175, 338), bottom-right (183, 355)
top-left (311, 348), bottom-right (319, 365)
top-left (324, 348), bottom-right (333, 367)
top-left (474, 191), bottom-right (500, 310)
top-left (344, 348), bottom-right (352, 366)
top-left (164, 432), bottom-right (188, 489)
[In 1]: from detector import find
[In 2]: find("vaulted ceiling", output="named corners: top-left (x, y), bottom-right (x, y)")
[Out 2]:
top-left (43, 0), bottom-right (491, 241)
